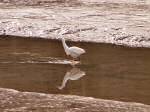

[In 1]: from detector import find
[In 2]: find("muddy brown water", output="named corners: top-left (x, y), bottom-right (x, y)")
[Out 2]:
top-left (0, 35), bottom-right (150, 105)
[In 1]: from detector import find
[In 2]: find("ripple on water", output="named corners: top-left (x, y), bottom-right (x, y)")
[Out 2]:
top-left (1, 53), bottom-right (80, 65)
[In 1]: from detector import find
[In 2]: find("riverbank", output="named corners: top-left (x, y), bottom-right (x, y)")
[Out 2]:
top-left (0, 88), bottom-right (149, 112)
top-left (0, 0), bottom-right (150, 47)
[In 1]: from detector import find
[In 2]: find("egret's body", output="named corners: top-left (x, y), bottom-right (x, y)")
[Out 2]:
top-left (61, 37), bottom-right (85, 60)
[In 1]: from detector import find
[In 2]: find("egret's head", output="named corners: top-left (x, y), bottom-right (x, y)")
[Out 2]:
top-left (57, 27), bottom-right (68, 41)
top-left (59, 28), bottom-right (68, 35)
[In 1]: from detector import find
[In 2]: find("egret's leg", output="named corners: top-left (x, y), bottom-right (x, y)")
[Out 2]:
top-left (67, 55), bottom-right (71, 60)
top-left (71, 58), bottom-right (76, 67)
top-left (73, 58), bottom-right (76, 61)
top-left (75, 57), bottom-right (80, 61)
top-left (74, 58), bottom-right (78, 61)
top-left (67, 55), bottom-right (70, 59)
top-left (78, 57), bottom-right (81, 61)
top-left (78, 57), bottom-right (81, 64)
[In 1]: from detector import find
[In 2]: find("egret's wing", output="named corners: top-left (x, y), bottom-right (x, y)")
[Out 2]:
top-left (69, 46), bottom-right (86, 55)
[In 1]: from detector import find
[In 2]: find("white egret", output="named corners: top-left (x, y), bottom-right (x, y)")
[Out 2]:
top-left (61, 37), bottom-right (85, 61)
top-left (62, 37), bottom-right (85, 59)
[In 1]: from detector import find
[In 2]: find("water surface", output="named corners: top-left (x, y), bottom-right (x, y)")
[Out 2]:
top-left (0, 35), bottom-right (150, 104)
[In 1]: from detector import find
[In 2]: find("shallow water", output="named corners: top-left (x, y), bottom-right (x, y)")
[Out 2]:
top-left (0, 35), bottom-right (150, 104)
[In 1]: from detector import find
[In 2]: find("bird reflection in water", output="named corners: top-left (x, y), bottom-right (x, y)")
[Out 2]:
top-left (58, 67), bottom-right (86, 90)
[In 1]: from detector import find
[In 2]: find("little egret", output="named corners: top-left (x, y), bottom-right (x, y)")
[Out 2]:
top-left (61, 37), bottom-right (86, 60)
top-left (58, 28), bottom-right (85, 61)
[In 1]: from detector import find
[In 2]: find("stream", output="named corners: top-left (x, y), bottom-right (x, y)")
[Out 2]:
top-left (0, 35), bottom-right (150, 105)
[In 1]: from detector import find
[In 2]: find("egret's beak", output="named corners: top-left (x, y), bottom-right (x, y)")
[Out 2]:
top-left (57, 35), bottom-right (62, 40)
top-left (59, 28), bottom-right (68, 35)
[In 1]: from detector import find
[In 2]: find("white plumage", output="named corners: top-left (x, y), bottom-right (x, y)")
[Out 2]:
top-left (61, 37), bottom-right (85, 59)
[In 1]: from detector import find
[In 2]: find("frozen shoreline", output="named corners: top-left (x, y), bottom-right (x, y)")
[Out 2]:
top-left (0, 1), bottom-right (150, 48)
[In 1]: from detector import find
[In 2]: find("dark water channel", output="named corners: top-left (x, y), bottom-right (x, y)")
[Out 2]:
top-left (0, 36), bottom-right (150, 105)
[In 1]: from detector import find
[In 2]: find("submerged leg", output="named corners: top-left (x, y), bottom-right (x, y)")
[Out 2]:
top-left (78, 57), bottom-right (81, 61)
top-left (71, 58), bottom-right (76, 67)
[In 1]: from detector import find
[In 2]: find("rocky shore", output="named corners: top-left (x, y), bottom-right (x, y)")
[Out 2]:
top-left (0, 0), bottom-right (150, 47)
top-left (0, 88), bottom-right (150, 112)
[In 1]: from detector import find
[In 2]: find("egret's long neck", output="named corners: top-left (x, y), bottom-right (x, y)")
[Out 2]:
top-left (61, 37), bottom-right (69, 54)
